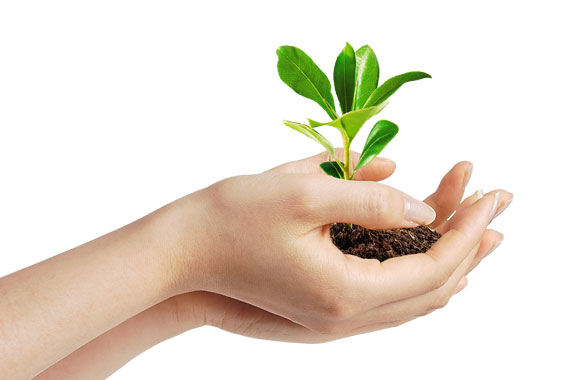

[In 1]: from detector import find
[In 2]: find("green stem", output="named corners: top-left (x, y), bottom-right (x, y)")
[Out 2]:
top-left (342, 132), bottom-right (351, 180)
top-left (341, 131), bottom-right (353, 229)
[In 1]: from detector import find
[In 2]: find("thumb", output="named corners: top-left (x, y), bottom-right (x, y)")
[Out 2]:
top-left (303, 176), bottom-right (436, 230)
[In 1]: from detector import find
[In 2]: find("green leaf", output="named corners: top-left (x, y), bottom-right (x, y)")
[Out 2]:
top-left (354, 120), bottom-right (399, 173)
top-left (320, 161), bottom-right (345, 179)
top-left (307, 101), bottom-right (389, 141)
top-left (283, 120), bottom-right (337, 161)
top-left (363, 71), bottom-right (431, 108)
top-left (333, 42), bottom-right (356, 114)
top-left (352, 45), bottom-right (379, 111)
top-left (277, 46), bottom-right (338, 120)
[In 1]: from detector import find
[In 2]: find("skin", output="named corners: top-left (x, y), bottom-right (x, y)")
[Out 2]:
top-left (0, 151), bottom-right (513, 380)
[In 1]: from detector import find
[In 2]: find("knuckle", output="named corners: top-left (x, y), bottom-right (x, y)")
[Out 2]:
top-left (318, 293), bottom-right (351, 321)
top-left (361, 186), bottom-right (391, 221)
top-left (311, 282), bottom-right (355, 322)
top-left (207, 176), bottom-right (241, 209)
top-left (286, 179), bottom-right (320, 214)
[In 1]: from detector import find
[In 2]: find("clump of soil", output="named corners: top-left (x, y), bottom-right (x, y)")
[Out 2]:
top-left (330, 224), bottom-right (441, 262)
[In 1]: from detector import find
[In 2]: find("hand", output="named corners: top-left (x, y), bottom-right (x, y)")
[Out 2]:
top-left (33, 152), bottom-right (512, 379)
top-left (170, 151), bottom-right (512, 342)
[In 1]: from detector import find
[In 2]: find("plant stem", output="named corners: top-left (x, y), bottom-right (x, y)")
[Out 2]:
top-left (342, 132), bottom-right (351, 180)
top-left (341, 131), bottom-right (353, 229)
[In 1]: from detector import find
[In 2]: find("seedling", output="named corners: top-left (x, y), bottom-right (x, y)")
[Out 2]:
top-left (277, 43), bottom-right (430, 180)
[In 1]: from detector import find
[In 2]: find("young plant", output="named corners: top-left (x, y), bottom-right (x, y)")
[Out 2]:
top-left (277, 43), bottom-right (430, 180)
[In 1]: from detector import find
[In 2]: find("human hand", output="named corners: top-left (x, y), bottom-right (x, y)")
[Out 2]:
top-left (169, 151), bottom-right (512, 342)
top-left (31, 152), bottom-right (511, 379)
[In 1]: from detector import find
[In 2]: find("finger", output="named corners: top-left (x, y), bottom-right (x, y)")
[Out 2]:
top-left (382, 192), bottom-right (498, 300)
top-left (424, 161), bottom-right (472, 227)
top-left (196, 291), bottom-right (412, 343)
top-left (269, 149), bottom-right (396, 182)
top-left (466, 229), bottom-right (503, 274)
top-left (326, 148), bottom-right (397, 182)
top-left (438, 189), bottom-right (513, 234)
top-left (351, 156), bottom-right (396, 182)
top-left (453, 276), bottom-right (468, 294)
top-left (339, 242), bottom-right (480, 326)
top-left (297, 175), bottom-right (436, 229)
top-left (341, 191), bottom-right (499, 308)
top-left (192, 291), bottom-right (329, 343)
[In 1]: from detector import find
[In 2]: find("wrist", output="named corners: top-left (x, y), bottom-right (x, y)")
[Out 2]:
top-left (154, 187), bottom-right (217, 296)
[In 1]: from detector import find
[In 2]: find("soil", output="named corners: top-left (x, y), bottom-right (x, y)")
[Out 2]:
top-left (330, 224), bottom-right (441, 262)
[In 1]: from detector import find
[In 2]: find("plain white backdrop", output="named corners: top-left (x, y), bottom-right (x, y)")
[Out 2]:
top-left (1, 0), bottom-right (568, 378)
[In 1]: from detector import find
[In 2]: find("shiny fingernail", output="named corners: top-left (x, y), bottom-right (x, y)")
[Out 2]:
top-left (493, 194), bottom-right (513, 220)
top-left (404, 196), bottom-right (437, 225)
top-left (490, 192), bottom-right (501, 219)
top-left (475, 189), bottom-right (484, 199)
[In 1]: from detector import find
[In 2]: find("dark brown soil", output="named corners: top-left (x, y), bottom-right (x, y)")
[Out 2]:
top-left (330, 224), bottom-right (441, 262)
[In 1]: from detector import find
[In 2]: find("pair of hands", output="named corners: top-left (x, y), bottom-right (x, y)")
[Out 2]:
top-left (164, 150), bottom-right (512, 343)
top-left (29, 151), bottom-right (512, 379)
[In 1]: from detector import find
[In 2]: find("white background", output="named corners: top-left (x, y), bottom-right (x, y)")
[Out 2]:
top-left (1, 0), bottom-right (568, 379)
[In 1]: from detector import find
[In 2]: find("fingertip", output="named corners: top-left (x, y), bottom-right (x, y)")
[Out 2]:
top-left (454, 276), bottom-right (468, 294)
top-left (404, 195), bottom-right (437, 225)
top-left (460, 161), bottom-right (473, 187)
top-left (377, 157), bottom-right (397, 177)
top-left (452, 160), bottom-right (472, 169)
top-left (455, 160), bottom-right (473, 169)
top-left (434, 161), bottom-right (471, 196)
top-left (476, 191), bottom-right (504, 224)
top-left (372, 157), bottom-right (396, 173)
top-left (380, 157), bottom-right (396, 167)
top-left (492, 191), bottom-right (513, 220)
top-left (376, 156), bottom-right (396, 167)
top-left (486, 232), bottom-right (503, 257)
top-left (448, 191), bottom-right (499, 238)
top-left (486, 228), bottom-right (504, 241)
top-left (447, 161), bottom-right (472, 188)
top-left (475, 189), bottom-right (484, 199)
top-left (485, 229), bottom-right (503, 250)
top-left (354, 157), bottom-right (396, 181)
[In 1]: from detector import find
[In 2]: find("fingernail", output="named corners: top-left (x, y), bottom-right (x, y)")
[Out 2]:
top-left (475, 189), bottom-right (484, 199)
top-left (492, 193), bottom-right (513, 220)
top-left (490, 192), bottom-right (501, 220)
top-left (463, 163), bottom-right (473, 188)
top-left (404, 196), bottom-right (436, 224)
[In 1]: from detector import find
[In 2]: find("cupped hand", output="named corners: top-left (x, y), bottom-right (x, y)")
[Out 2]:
top-left (168, 152), bottom-right (512, 343)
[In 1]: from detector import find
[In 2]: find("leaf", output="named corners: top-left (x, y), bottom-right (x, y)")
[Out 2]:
top-left (363, 71), bottom-right (431, 108)
top-left (352, 45), bottom-right (379, 111)
top-left (333, 42), bottom-right (356, 114)
top-left (320, 161), bottom-right (345, 179)
top-left (283, 120), bottom-right (337, 160)
top-left (354, 120), bottom-right (399, 173)
top-left (307, 101), bottom-right (389, 141)
top-left (277, 46), bottom-right (338, 120)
